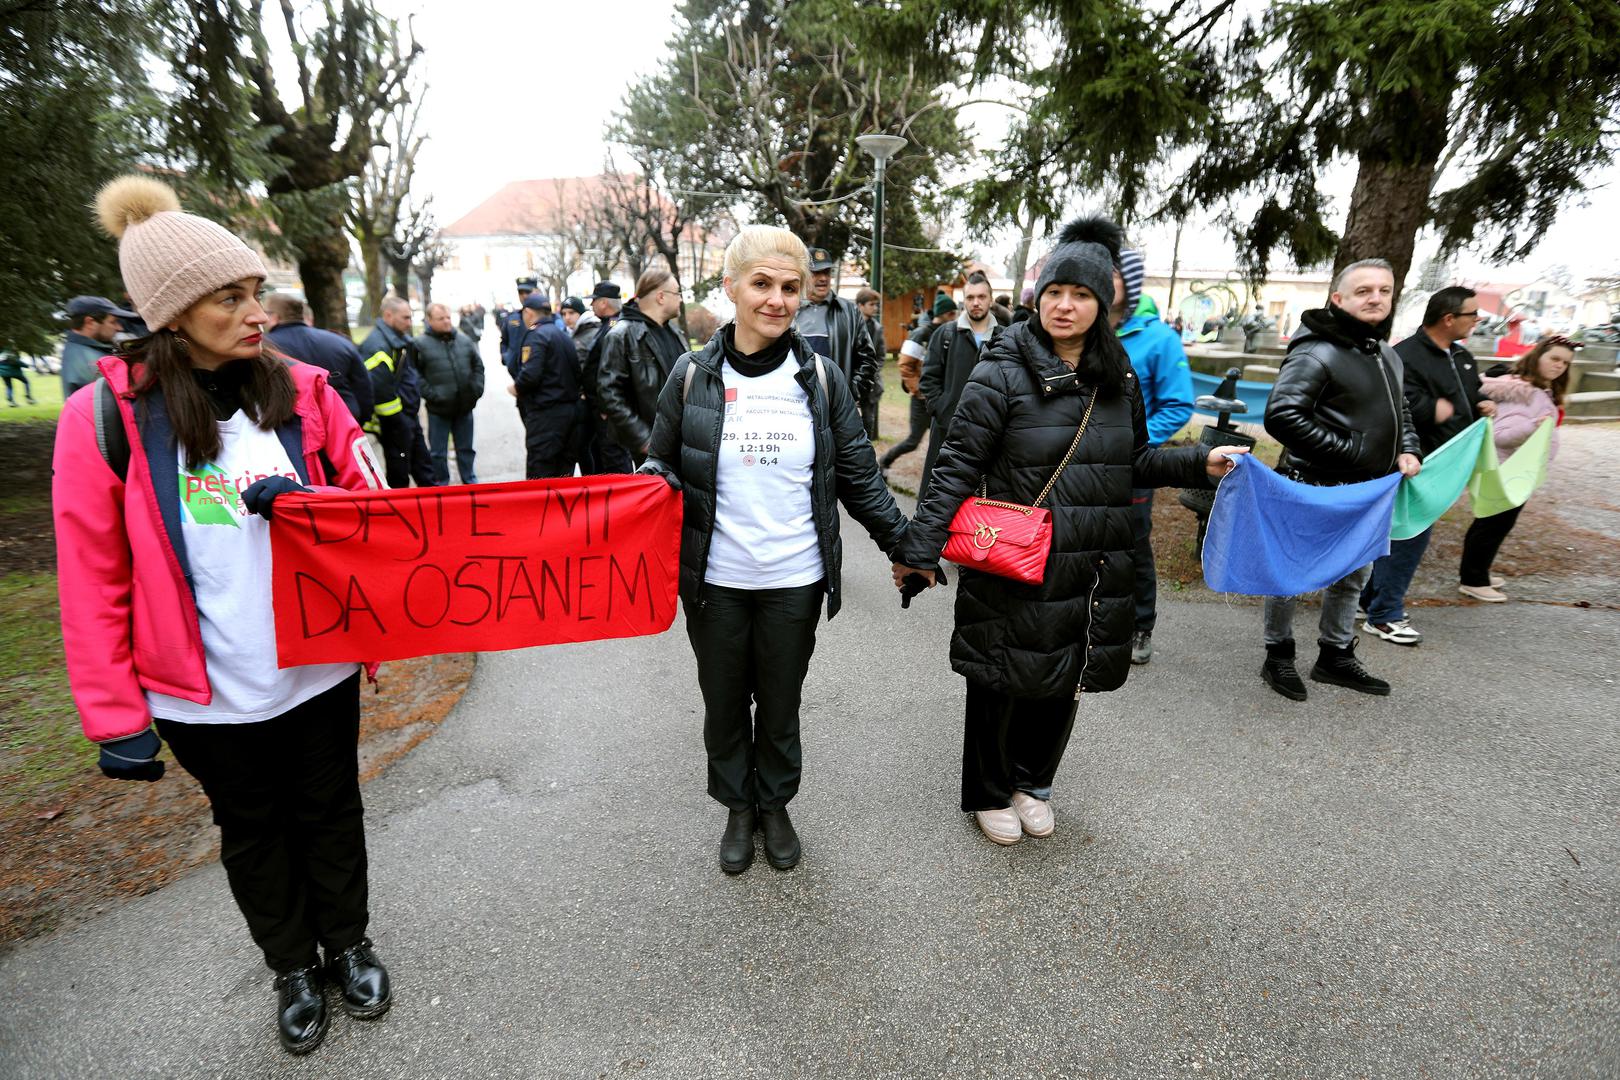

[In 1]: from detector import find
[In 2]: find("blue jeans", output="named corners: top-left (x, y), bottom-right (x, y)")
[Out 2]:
top-left (1360, 528), bottom-right (1433, 623)
top-left (427, 411), bottom-right (476, 485)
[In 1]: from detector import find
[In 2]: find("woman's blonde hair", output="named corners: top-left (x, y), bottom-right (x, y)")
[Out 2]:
top-left (723, 225), bottom-right (810, 286)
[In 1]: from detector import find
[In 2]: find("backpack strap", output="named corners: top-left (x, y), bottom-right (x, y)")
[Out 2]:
top-left (93, 377), bottom-right (130, 482)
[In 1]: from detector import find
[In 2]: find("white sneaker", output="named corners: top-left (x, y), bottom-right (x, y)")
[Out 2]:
top-left (1011, 792), bottom-right (1055, 837)
top-left (1459, 584), bottom-right (1508, 603)
top-left (1363, 618), bottom-right (1422, 645)
top-left (974, 807), bottom-right (1022, 845)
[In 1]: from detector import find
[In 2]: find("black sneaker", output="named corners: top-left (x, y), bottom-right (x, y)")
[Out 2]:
top-left (1310, 639), bottom-right (1390, 695)
top-left (1261, 640), bottom-right (1307, 701)
top-left (1130, 630), bottom-right (1153, 665)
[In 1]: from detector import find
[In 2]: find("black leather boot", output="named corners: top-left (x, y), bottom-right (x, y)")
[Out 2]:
top-left (1261, 640), bottom-right (1307, 701)
top-left (720, 807), bottom-right (756, 874)
top-left (758, 806), bottom-right (801, 870)
top-left (273, 965), bottom-right (329, 1055)
top-left (327, 938), bottom-right (392, 1019)
top-left (1311, 638), bottom-right (1390, 695)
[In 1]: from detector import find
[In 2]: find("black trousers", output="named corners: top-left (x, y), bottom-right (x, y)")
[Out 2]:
top-left (403, 411), bottom-right (436, 486)
top-left (879, 395), bottom-right (929, 469)
top-left (683, 582), bottom-right (821, 811)
top-left (578, 411), bottom-right (636, 475)
top-left (157, 674), bottom-right (368, 973)
top-left (1460, 504), bottom-right (1524, 586)
top-left (1130, 488), bottom-right (1157, 632)
top-left (376, 413), bottom-right (413, 489)
top-left (961, 679), bottom-right (1078, 813)
top-left (520, 400), bottom-right (579, 479)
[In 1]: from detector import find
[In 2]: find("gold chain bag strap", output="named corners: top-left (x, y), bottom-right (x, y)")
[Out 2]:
top-left (942, 390), bottom-right (1097, 585)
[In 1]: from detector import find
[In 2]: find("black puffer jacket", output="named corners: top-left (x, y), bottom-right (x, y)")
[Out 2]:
top-left (413, 329), bottom-right (486, 417)
top-left (901, 321), bottom-right (1208, 699)
top-left (1265, 308), bottom-right (1422, 484)
top-left (640, 328), bottom-right (907, 620)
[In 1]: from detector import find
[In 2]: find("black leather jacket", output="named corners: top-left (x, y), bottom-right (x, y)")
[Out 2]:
top-left (597, 303), bottom-right (685, 453)
top-left (1265, 314), bottom-right (1422, 485)
top-left (639, 328), bottom-right (907, 620)
top-left (798, 295), bottom-right (879, 403)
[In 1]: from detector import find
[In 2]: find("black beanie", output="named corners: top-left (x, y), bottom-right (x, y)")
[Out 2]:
top-left (1033, 216), bottom-right (1124, 321)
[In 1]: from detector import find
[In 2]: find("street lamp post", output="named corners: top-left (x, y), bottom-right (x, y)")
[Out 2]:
top-left (855, 133), bottom-right (907, 325)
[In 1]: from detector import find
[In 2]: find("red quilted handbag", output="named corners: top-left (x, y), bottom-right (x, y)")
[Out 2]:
top-left (942, 390), bottom-right (1096, 585)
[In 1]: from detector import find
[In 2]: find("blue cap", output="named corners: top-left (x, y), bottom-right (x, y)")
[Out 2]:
top-left (522, 292), bottom-right (552, 312)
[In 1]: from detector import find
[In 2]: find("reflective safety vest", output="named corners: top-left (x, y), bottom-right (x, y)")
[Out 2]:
top-left (365, 350), bottom-right (402, 418)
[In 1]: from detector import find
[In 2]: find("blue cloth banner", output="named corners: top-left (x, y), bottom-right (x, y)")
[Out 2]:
top-left (1189, 370), bottom-right (1273, 425)
top-left (1202, 454), bottom-right (1402, 597)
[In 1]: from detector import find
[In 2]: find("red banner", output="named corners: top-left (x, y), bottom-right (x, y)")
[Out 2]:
top-left (270, 475), bottom-right (682, 666)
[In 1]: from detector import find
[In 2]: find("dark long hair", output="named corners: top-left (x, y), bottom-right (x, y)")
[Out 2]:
top-left (1511, 337), bottom-right (1574, 407)
top-left (123, 330), bottom-right (297, 468)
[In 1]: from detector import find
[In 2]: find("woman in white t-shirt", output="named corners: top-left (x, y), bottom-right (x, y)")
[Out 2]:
top-left (53, 177), bottom-right (389, 1057)
top-left (640, 226), bottom-right (909, 875)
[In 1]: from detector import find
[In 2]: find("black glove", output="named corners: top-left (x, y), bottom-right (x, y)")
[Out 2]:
top-left (899, 564), bottom-right (947, 609)
top-left (98, 727), bottom-right (165, 782)
top-left (241, 475), bottom-right (311, 520)
top-left (638, 466), bottom-right (681, 493)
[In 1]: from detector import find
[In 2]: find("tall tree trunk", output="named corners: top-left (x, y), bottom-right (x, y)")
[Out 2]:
top-left (1167, 217), bottom-right (1184, 309)
top-left (1007, 206), bottom-right (1039, 296)
top-left (358, 233), bottom-right (384, 322)
top-left (416, 264), bottom-right (434, 306)
top-left (300, 223), bottom-right (351, 335)
top-left (1336, 152), bottom-right (1438, 307)
top-left (389, 258), bottom-right (411, 301)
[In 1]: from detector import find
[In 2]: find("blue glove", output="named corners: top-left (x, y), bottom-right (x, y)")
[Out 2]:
top-left (98, 727), bottom-right (165, 782)
top-left (241, 475), bottom-right (311, 520)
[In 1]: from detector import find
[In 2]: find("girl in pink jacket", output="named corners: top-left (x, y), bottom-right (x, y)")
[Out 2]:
top-left (53, 176), bottom-right (390, 1056)
top-left (1458, 336), bottom-right (1572, 602)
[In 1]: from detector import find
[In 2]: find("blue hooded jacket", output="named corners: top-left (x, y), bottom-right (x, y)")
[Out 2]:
top-left (1117, 298), bottom-right (1194, 446)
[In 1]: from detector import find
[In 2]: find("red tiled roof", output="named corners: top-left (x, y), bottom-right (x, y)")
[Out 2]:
top-left (443, 175), bottom-right (624, 237)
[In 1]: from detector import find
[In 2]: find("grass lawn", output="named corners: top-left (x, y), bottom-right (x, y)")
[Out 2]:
top-left (0, 370), bottom-right (65, 423)
top-left (0, 572), bottom-right (86, 807)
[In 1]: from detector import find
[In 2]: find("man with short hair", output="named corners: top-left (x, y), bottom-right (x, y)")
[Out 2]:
top-left (597, 269), bottom-right (686, 466)
top-left (60, 295), bottom-right (135, 398)
top-left (414, 302), bottom-right (486, 485)
top-left (1112, 249), bottom-right (1195, 665)
top-left (880, 293), bottom-right (955, 480)
top-left (917, 271), bottom-right (1001, 498)
top-left (576, 282), bottom-right (629, 473)
top-left (511, 292), bottom-right (581, 479)
top-left (361, 297), bottom-right (436, 487)
top-left (794, 246), bottom-right (877, 403)
top-left (264, 292), bottom-right (373, 423)
top-left (1360, 286), bottom-right (1496, 645)
top-left (854, 287), bottom-right (884, 439)
top-left (1260, 258), bottom-right (1422, 700)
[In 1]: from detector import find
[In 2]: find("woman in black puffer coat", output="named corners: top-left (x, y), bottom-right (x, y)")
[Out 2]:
top-left (897, 217), bottom-right (1245, 847)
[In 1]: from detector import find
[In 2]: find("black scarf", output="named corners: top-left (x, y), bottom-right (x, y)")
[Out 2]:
top-left (1299, 304), bottom-right (1392, 352)
top-left (721, 323), bottom-right (794, 378)
top-left (192, 359), bottom-right (251, 420)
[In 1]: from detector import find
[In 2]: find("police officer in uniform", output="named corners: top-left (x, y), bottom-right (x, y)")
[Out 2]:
top-left (509, 292), bottom-right (582, 478)
top-left (500, 276), bottom-right (537, 377)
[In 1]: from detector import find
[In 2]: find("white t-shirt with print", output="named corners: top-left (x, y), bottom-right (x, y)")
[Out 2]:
top-left (704, 354), bottom-right (825, 590)
top-left (146, 411), bottom-right (359, 723)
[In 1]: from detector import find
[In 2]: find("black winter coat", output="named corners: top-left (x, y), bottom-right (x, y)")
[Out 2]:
top-left (597, 302), bottom-right (686, 453)
top-left (266, 323), bottom-right (374, 424)
top-left (1265, 313), bottom-right (1422, 484)
top-left (640, 328), bottom-right (908, 620)
top-left (413, 329), bottom-right (486, 417)
top-left (1393, 332), bottom-right (1485, 456)
top-left (901, 321), bottom-right (1208, 699)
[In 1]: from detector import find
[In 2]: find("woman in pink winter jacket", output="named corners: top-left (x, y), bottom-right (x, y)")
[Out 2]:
top-left (53, 177), bottom-right (391, 1056)
top-left (1458, 336), bottom-right (1573, 602)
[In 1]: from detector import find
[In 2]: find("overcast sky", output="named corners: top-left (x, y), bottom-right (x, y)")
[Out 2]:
top-left (285, 0), bottom-right (1616, 290)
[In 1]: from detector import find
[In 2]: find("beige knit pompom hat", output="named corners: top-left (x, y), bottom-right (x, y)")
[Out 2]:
top-left (94, 175), bottom-right (268, 331)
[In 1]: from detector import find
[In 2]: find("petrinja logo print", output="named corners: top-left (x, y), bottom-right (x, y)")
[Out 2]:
top-left (180, 463), bottom-right (299, 526)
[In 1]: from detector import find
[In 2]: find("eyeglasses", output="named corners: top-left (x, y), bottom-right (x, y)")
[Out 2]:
top-left (1453, 309), bottom-right (1481, 319)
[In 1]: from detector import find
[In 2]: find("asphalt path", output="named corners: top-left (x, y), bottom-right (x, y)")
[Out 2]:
top-left (2, 339), bottom-right (1616, 1078)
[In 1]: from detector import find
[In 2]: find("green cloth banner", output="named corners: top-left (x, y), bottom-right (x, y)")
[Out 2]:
top-left (1388, 418), bottom-right (1492, 540)
top-left (1469, 416), bottom-right (1554, 518)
